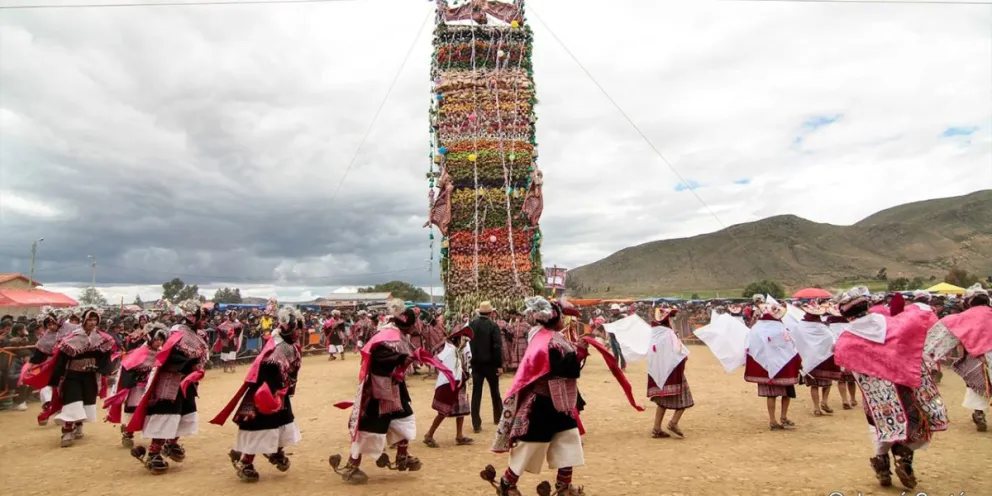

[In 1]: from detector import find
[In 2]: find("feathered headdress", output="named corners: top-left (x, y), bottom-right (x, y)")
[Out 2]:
top-left (147, 323), bottom-right (170, 342)
top-left (386, 298), bottom-right (406, 318)
top-left (523, 296), bottom-right (554, 323)
top-left (176, 299), bottom-right (202, 321)
top-left (277, 305), bottom-right (302, 327)
top-left (964, 283), bottom-right (989, 307)
top-left (834, 286), bottom-right (870, 313)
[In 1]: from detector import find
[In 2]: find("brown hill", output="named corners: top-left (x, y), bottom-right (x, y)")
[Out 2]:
top-left (566, 190), bottom-right (992, 296)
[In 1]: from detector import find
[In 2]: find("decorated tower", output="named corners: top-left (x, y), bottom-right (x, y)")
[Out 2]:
top-left (425, 0), bottom-right (544, 318)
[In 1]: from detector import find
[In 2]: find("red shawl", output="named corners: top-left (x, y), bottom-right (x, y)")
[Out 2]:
top-left (212, 321), bottom-right (243, 353)
top-left (505, 330), bottom-right (643, 412)
top-left (333, 327), bottom-right (456, 440)
top-left (20, 351), bottom-right (57, 390)
top-left (125, 331), bottom-right (203, 433)
top-left (104, 345), bottom-right (153, 424)
top-left (210, 338), bottom-right (277, 426)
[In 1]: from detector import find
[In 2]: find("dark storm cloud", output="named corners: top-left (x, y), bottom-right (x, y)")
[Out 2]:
top-left (0, 2), bottom-right (440, 286)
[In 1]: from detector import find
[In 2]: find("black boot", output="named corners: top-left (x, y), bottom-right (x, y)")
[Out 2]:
top-left (973, 410), bottom-right (988, 432)
top-left (163, 443), bottom-right (186, 463)
top-left (237, 463), bottom-right (259, 483)
top-left (145, 453), bottom-right (170, 475)
top-left (499, 478), bottom-right (522, 496)
top-left (264, 451), bottom-right (291, 472)
top-left (869, 454), bottom-right (892, 487)
top-left (891, 444), bottom-right (917, 489)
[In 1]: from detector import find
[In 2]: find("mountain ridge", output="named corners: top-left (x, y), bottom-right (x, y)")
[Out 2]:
top-left (566, 190), bottom-right (992, 296)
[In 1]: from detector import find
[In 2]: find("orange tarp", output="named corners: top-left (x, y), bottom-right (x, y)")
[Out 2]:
top-left (0, 289), bottom-right (77, 308)
top-left (564, 298), bottom-right (602, 307)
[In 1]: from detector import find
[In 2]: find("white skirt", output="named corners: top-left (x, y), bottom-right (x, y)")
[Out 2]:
top-left (142, 412), bottom-right (199, 439)
top-left (963, 387), bottom-right (990, 411)
top-left (349, 415), bottom-right (416, 460)
top-left (328, 345), bottom-right (343, 354)
top-left (235, 422), bottom-right (301, 454)
top-left (54, 401), bottom-right (97, 425)
top-left (220, 352), bottom-right (237, 362)
top-left (508, 428), bottom-right (585, 475)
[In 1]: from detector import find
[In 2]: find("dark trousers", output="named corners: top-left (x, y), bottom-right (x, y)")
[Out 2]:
top-left (471, 363), bottom-right (502, 430)
top-left (608, 334), bottom-right (627, 369)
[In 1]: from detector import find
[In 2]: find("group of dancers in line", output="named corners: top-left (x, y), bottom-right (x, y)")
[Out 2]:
top-left (15, 283), bottom-right (991, 495)
top-left (687, 284), bottom-right (991, 491)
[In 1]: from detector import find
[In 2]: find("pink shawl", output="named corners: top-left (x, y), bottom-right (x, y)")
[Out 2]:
top-left (940, 306), bottom-right (992, 356)
top-left (835, 306), bottom-right (938, 388)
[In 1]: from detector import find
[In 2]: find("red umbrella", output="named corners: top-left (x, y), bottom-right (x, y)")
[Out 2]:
top-left (792, 288), bottom-right (832, 299)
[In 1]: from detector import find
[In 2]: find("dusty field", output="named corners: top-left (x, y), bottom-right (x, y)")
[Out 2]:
top-left (1, 346), bottom-right (988, 496)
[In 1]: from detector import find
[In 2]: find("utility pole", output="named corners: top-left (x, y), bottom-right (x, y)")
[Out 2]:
top-left (87, 255), bottom-right (96, 288)
top-left (29, 238), bottom-right (44, 289)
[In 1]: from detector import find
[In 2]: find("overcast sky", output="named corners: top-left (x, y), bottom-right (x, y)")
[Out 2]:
top-left (1, 0), bottom-right (990, 302)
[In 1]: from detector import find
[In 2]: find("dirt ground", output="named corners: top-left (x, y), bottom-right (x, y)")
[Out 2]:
top-left (1, 346), bottom-right (988, 496)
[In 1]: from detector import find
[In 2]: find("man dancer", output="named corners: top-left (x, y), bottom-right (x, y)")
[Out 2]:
top-left (105, 324), bottom-right (168, 448)
top-left (48, 309), bottom-right (115, 447)
top-left (834, 286), bottom-right (946, 490)
top-left (482, 297), bottom-right (643, 496)
top-left (126, 299), bottom-right (210, 475)
top-left (26, 309), bottom-right (61, 425)
top-left (923, 283), bottom-right (991, 432)
top-left (212, 306), bottom-right (303, 483)
top-left (214, 310), bottom-right (243, 373)
top-left (329, 299), bottom-right (454, 484)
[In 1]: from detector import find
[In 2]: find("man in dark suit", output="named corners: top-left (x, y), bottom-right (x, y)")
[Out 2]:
top-left (468, 301), bottom-right (503, 433)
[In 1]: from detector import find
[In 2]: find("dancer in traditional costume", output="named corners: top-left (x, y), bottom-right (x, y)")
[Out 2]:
top-left (647, 307), bottom-right (693, 438)
top-left (726, 304), bottom-right (746, 326)
top-left (328, 299), bottom-right (454, 485)
top-left (214, 310), bottom-right (243, 373)
top-left (744, 303), bottom-right (800, 430)
top-left (106, 324), bottom-right (168, 448)
top-left (211, 306), bottom-right (303, 483)
top-left (423, 325), bottom-right (474, 448)
top-left (509, 312), bottom-right (530, 371)
top-left (791, 303), bottom-right (839, 416)
top-left (833, 286), bottom-right (946, 490)
top-left (126, 299), bottom-right (210, 475)
top-left (481, 297), bottom-right (644, 496)
top-left (48, 309), bottom-right (115, 447)
top-left (910, 290), bottom-right (936, 313)
top-left (26, 309), bottom-right (60, 425)
top-left (923, 283), bottom-right (991, 432)
top-left (325, 314), bottom-right (346, 361)
top-left (352, 310), bottom-right (377, 350)
top-left (823, 305), bottom-right (858, 410)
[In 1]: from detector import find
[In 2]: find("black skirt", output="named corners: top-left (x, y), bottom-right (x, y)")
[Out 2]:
top-left (357, 382), bottom-right (414, 434)
top-left (517, 394), bottom-right (578, 443)
top-left (61, 370), bottom-right (99, 406)
top-left (146, 382), bottom-right (198, 416)
top-left (235, 395), bottom-right (295, 431)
